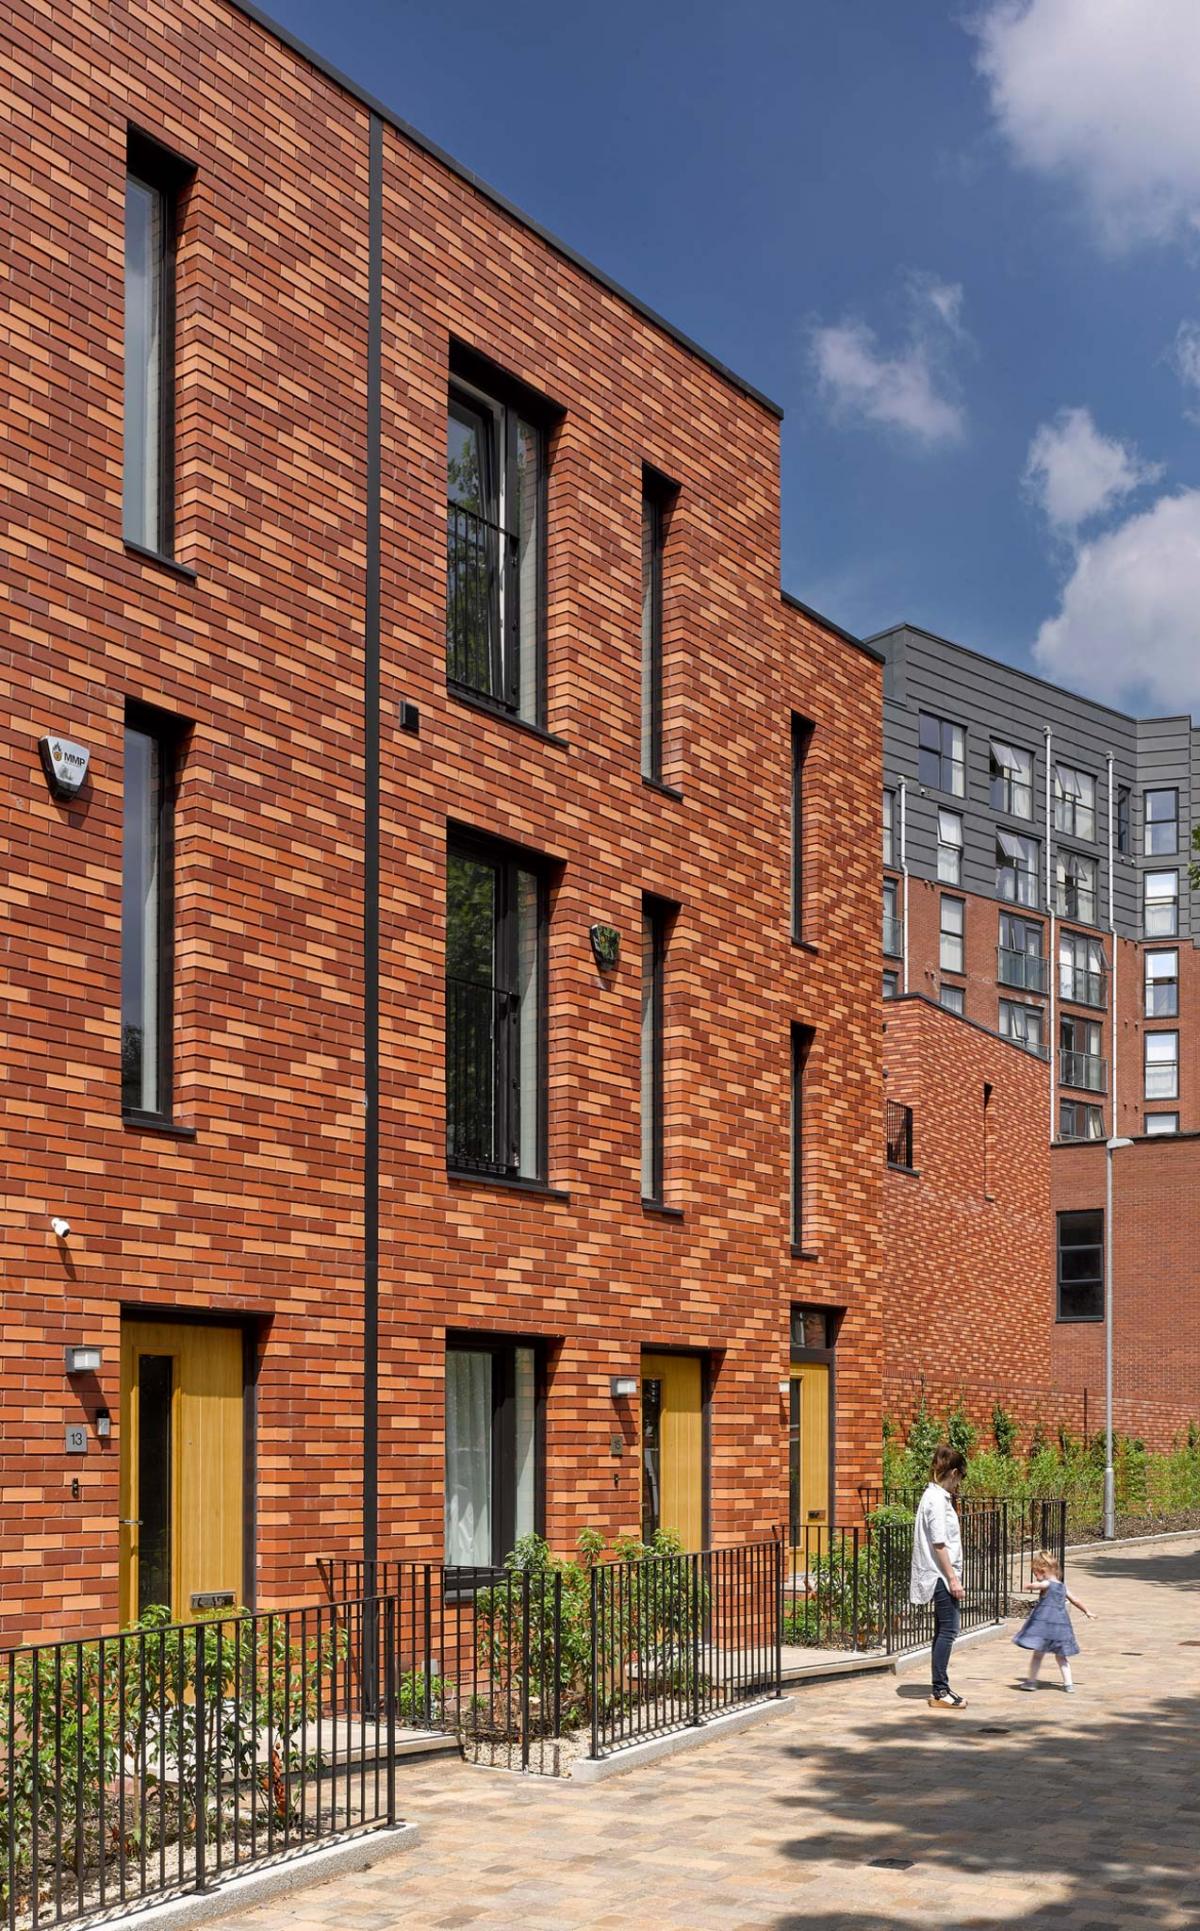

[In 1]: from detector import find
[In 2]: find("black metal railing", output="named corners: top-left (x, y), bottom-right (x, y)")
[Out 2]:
top-left (1059, 1048), bottom-right (1107, 1093)
top-left (782, 1525), bottom-right (880, 1652)
top-left (445, 977), bottom-right (517, 1174)
top-left (588, 1543), bottom-right (782, 1761)
top-left (446, 500), bottom-right (517, 708)
top-left (859, 1486), bottom-right (1068, 1602)
top-left (878, 1506), bottom-right (1006, 1655)
top-left (1, 1594), bottom-right (402, 1931)
top-left (997, 945), bottom-right (1049, 993)
top-left (885, 1101), bottom-right (914, 1170)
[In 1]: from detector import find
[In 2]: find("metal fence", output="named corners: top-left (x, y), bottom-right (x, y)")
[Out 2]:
top-left (858, 1487), bottom-right (1069, 1602)
top-left (588, 1542), bottom-right (782, 1760)
top-left (782, 1524), bottom-right (881, 1652)
top-left (1, 1593), bottom-right (402, 1931)
top-left (877, 1507), bottom-right (1006, 1655)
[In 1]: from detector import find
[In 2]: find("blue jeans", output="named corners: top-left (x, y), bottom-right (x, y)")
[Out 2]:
top-left (931, 1578), bottom-right (961, 1696)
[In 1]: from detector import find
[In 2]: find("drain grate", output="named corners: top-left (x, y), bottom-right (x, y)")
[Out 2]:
top-left (868, 1857), bottom-right (914, 1870)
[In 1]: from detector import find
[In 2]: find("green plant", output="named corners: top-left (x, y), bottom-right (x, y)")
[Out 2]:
top-left (991, 1401), bottom-right (1019, 1459)
top-left (946, 1399), bottom-right (977, 1459)
top-left (905, 1385), bottom-right (941, 1476)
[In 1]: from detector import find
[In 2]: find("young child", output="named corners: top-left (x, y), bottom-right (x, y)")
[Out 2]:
top-left (1014, 1550), bottom-right (1092, 1692)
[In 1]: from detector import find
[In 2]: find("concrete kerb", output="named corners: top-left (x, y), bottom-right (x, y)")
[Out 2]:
top-left (571, 1694), bottom-right (794, 1783)
top-left (73, 1824), bottom-right (419, 1931)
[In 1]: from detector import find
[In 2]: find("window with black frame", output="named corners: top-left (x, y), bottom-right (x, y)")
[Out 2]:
top-left (1057, 1210), bottom-right (1103, 1321)
top-left (122, 703), bottom-right (183, 1120)
top-left (124, 132), bottom-right (192, 558)
top-left (641, 471), bottom-right (676, 781)
top-left (445, 836), bottom-right (545, 1179)
top-left (1055, 849), bottom-right (1097, 924)
top-left (444, 1337), bottom-right (540, 1567)
top-left (791, 1024), bottom-right (815, 1247)
top-left (1053, 763), bottom-right (1096, 841)
top-left (996, 829), bottom-right (1039, 907)
top-left (446, 357), bottom-right (546, 722)
top-left (791, 714), bottom-right (815, 939)
top-left (918, 712), bottom-right (965, 796)
top-left (641, 899), bottom-right (672, 1204)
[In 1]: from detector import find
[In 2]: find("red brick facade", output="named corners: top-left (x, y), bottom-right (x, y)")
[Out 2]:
top-left (1, 0), bottom-right (883, 1641)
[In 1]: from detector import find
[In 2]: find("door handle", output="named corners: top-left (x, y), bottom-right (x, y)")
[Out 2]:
top-left (120, 1518), bottom-right (142, 1527)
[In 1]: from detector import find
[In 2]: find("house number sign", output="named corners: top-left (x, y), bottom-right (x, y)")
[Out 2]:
top-left (64, 1424), bottom-right (88, 1455)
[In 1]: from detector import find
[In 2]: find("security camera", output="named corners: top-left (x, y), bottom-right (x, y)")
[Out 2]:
top-left (51, 1216), bottom-right (70, 1239)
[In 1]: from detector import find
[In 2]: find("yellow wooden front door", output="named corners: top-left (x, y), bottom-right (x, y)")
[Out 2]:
top-left (119, 1319), bottom-right (245, 1625)
top-left (641, 1352), bottom-right (704, 1550)
top-left (789, 1363), bottom-right (830, 1542)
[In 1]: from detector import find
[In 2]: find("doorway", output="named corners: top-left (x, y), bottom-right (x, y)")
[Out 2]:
top-left (788, 1363), bottom-right (830, 1543)
top-left (640, 1351), bottom-right (705, 1550)
top-left (119, 1318), bottom-right (246, 1625)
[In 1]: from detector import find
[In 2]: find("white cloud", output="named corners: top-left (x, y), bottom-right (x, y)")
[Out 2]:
top-left (1033, 490), bottom-right (1200, 713)
top-left (1169, 321), bottom-right (1200, 420)
top-left (973, 0), bottom-right (1200, 248)
top-left (810, 276), bottom-right (967, 447)
top-left (1023, 407), bottom-right (1160, 532)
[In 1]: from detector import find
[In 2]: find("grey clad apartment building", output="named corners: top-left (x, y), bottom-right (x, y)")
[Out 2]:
top-left (877, 623), bottom-right (1200, 1143)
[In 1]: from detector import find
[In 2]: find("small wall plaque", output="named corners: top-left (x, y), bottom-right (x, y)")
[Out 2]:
top-left (65, 1424), bottom-right (88, 1455)
top-left (589, 923), bottom-right (620, 971)
top-left (191, 1591), bottom-right (236, 1612)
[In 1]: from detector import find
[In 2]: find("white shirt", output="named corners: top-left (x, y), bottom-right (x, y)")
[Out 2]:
top-left (909, 1482), bottom-right (963, 1605)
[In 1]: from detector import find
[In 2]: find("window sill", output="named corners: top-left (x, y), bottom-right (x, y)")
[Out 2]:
top-left (641, 1198), bottom-right (684, 1220)
top-left (886, 1162), bottom-right (920, 1179)
top-left (447, 1168), bottom-right (570, 1201)
top-left (122, 1112), bottom-right (198, 1140)
top-left (1055, 1315), bottom-right (1104, 1325)
top-left (447, 684), bottom-right (568, 748)
top-left (790, 1246), bottom-right (821, 1262)
top-left (123, 541), bottom-right (198, 583)
top-left (641, 775), bottom-right (684, 802)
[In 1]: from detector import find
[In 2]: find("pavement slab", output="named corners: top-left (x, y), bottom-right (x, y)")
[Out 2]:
top-left (217, 1536), bottom-right (1200, 1931)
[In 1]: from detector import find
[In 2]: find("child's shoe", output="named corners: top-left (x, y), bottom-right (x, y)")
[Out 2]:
top-left (1015, 1679), bottom-right (1036, 1691)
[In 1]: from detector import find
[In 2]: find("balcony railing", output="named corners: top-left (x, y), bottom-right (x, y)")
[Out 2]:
top-left (1059, 1049), bottom-right (1107, 1093)
top-left (997, 946), bottom-right (1048, 993)
top-left (882, 915), bottom-right (904, 958)
top-left (446, 976), bottom-right (518, 1173)
top-left (446, 500), bottom-right (518, 708)
top-left (885, 1100), bottom-right (914, 1170)
top-left (1058, 963), bottom-right (1107, 1009)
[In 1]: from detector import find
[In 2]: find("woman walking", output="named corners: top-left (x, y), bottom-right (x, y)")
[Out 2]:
top-left (909, 1444), bottom-right (968, 1710)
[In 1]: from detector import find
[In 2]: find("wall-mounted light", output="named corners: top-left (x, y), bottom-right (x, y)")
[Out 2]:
top-left (65, 1346), bottom-right (101, 1376)
top-left (95, 1409), bottom-right (111, 1439)
top-left (610, 1375), bottom-right (638, 1400)
top-left (51, 1216), bottom-right (71, 1240)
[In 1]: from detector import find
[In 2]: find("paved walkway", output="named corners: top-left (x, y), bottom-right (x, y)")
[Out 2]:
top-left (223, 1536), bottom-right (1200, 1931)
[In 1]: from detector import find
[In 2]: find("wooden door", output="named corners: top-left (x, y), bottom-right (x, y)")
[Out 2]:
top-left (120, 1320), bottom-right (244, 1625)
top-left (641, 1352), bottom-right (704, 1550)
top-left (789, 1363), bottom-right (830, 1542)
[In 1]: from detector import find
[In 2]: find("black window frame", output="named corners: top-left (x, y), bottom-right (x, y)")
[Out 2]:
top-left (918, 711), bottom-right (965, 797)
top-left (791, 714), bottom-right (816, 941)
top-left (999, 996), bottom-right (1044, 1055)
top-left (939, 893), bottom-right (965, 975)
top-left (445, 343), bottom-right (555, 727)
top-left (1144, 948), bottom-right (1179, 1019)
top-left (1144, 1112), bottom-right (1179, 1136)
top-left (939, 982), bottom-right (965, 1014)
top-left (997, 911), bottom-right (1047, 992)
top-left (1144, 1028), bottom-right (1179, 1102)
top-left (122, 699), bottom-right (186, 1126)
top-left (640, 467), bottom-right (676, 783)
top-left (640, 896), bottom-right (673, 1206)
top-left (445, 827), bottom-right (549, 1183)
top-left (882, 789), bottom-right (896, 869)
top-left (1053, 762), bottom-right (1097, 842)
top-left (1056, 1209), bottom-right (1104, 1323)
top-left (791, 1023), bottom-right (815, 1250)
top-left (1143, 868), bottom-right (1179, 938)
top-left (444, 1333), bottom-right (546, 1569)
top-left (882, 969), bottom-right (899, 1000)
top-left (989, 739), bottom-right (1035, 820)
top-left (1058, 1100), bottom-right (1104, 1142)
top-left (996, 830), bottom-right (1039, 908)
top-left (1055, 849), bottom-right (1098, 925)
top-left (124, 129), bottom-right (193, 561)
top-left (1116, 785), bottom-right (1131, 854)
top-left (1058, 929), bottom-right (1106, 1009)
top-left (1144, 787), bottom-right (1179, 857)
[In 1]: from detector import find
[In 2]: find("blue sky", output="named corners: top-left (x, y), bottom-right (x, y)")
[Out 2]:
top-left (260, 0), bottom-right (1200, 717)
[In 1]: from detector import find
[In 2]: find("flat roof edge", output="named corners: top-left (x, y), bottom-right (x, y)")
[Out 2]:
top-left (782, 590), bottom-right (884, 664)
top-left (225, 0), bottom-right (784, 420)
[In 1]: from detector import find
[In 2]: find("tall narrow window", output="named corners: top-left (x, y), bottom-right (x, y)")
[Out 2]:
top-left (996, 830), bottom-right (1039, 907)
top-left (1144, 788), bottom-right (1179, 856)
top-left (1055, 851), bottom-right (1098, 924)
top-left (122, 704), bottom-right (180, 1119)
top-left (444, 1338), bottom-right (541, 1567)
top-left (791, 1024), bottom-right (814, 1249)
top-left (1145, 949), bottom-right (1179, 1018)
top-left (882, 878), bottom-right (902, 957)
top-left (1144, 1030), bottom-right (1179, 1100)
top-left (791, 715), bottom-right (815, 940)
top-left (641, 472), bottom-right (674, 780)
top-left (939, 895), bottom-right (965, 974)
top-left (918, 713), bottom-right (965, 796)
top-left (641, 899), bottom-right (670, 1203)
top-left (936, 808), bottom-right (963, 884)
top-left (1057, 1210), bottom-right (1104, 1322)
top-left (1116, 785), bottom-right (1131, 853)
top-left (446, 834), bottom-right (546, 1179)
top-left (446, 350), bottom-right (549, 723)
top-left (1060, 1015), bottom-right (1105, 1092)
top-left (882, 789), bottom-right (896, 868)
top-left (990, 740), bottom-right (1034, 819)
top-left (124, 134), bottom-right (190, 556)
top-left (1144, 870), bottom-right (1179, 938)
top-left (1053, 764), bottom-right (1096, 841)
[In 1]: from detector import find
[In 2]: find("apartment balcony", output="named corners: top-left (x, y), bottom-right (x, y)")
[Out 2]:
top-left (996, 946), bottom-right (1049, 994)
top-left (883, 915), bottom-right (904, 958)
top-left (1058, 964), bottom-right (1107, 1010)
top-left (1059, 1049), bottom-right (1107, 1094)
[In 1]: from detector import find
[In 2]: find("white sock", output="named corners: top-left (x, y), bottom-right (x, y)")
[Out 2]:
top-left (1058, 1660), bottom-right (1073, 1689)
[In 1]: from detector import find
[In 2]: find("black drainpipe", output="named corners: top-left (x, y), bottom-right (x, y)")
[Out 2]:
top-left (363, 110), bottom-right (383, 1579)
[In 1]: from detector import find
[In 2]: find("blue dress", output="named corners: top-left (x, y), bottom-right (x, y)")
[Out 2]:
top-left (1013, 1578), bottom-right (1080, 1657)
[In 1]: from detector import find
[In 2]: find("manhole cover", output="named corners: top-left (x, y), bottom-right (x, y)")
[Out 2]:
top-left (868, 1857), bottom-right (914, 1870)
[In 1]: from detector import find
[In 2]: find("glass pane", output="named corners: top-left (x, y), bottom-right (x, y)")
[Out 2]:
top-left (516, 869), bottom-right (541, 1177)
top-left (1145, 1113), bottom-right (1178, 1135)
top-left (641, 912), bottom-right (660, 1197)
top-left (446, 397), bottom-right (499, 696)
top-left (641, 492), bottom-right (660, 776)
top-left (1059, 1280), bottom-right (1103, 1321)
top-left (446, 852), bottom-right (499, 1168)
top-left (445, 1350), bottom-right (492, 1566)
top-left (124, 175), bottom-right (163, 550)
top-left (515, 417), bottom-right (542, 720)
top-left (641, 1378), bottom-right (662, 1543)
top-left (788, 1378), bottom-right (801, 1544)
top-left (513, 1346), bottom-right (537, 1544)
top-left (122, 726), bottom-right (162, 1113)
top-left (137, 1354), bottom-right (173, 1615)
top-left (1060, 1210), bottom-right (1102, 1246)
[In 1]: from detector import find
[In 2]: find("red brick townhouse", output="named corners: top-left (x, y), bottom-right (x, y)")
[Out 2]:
top-left (1, 0), bottom-right (884, 1642)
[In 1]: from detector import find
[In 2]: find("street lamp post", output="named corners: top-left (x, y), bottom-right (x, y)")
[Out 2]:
top-left (1104, 1134), bottom-right (1134, 1539)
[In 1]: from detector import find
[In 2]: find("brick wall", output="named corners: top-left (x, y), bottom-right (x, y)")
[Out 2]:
top-left (0, 0), bottom-right (882, 1640)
